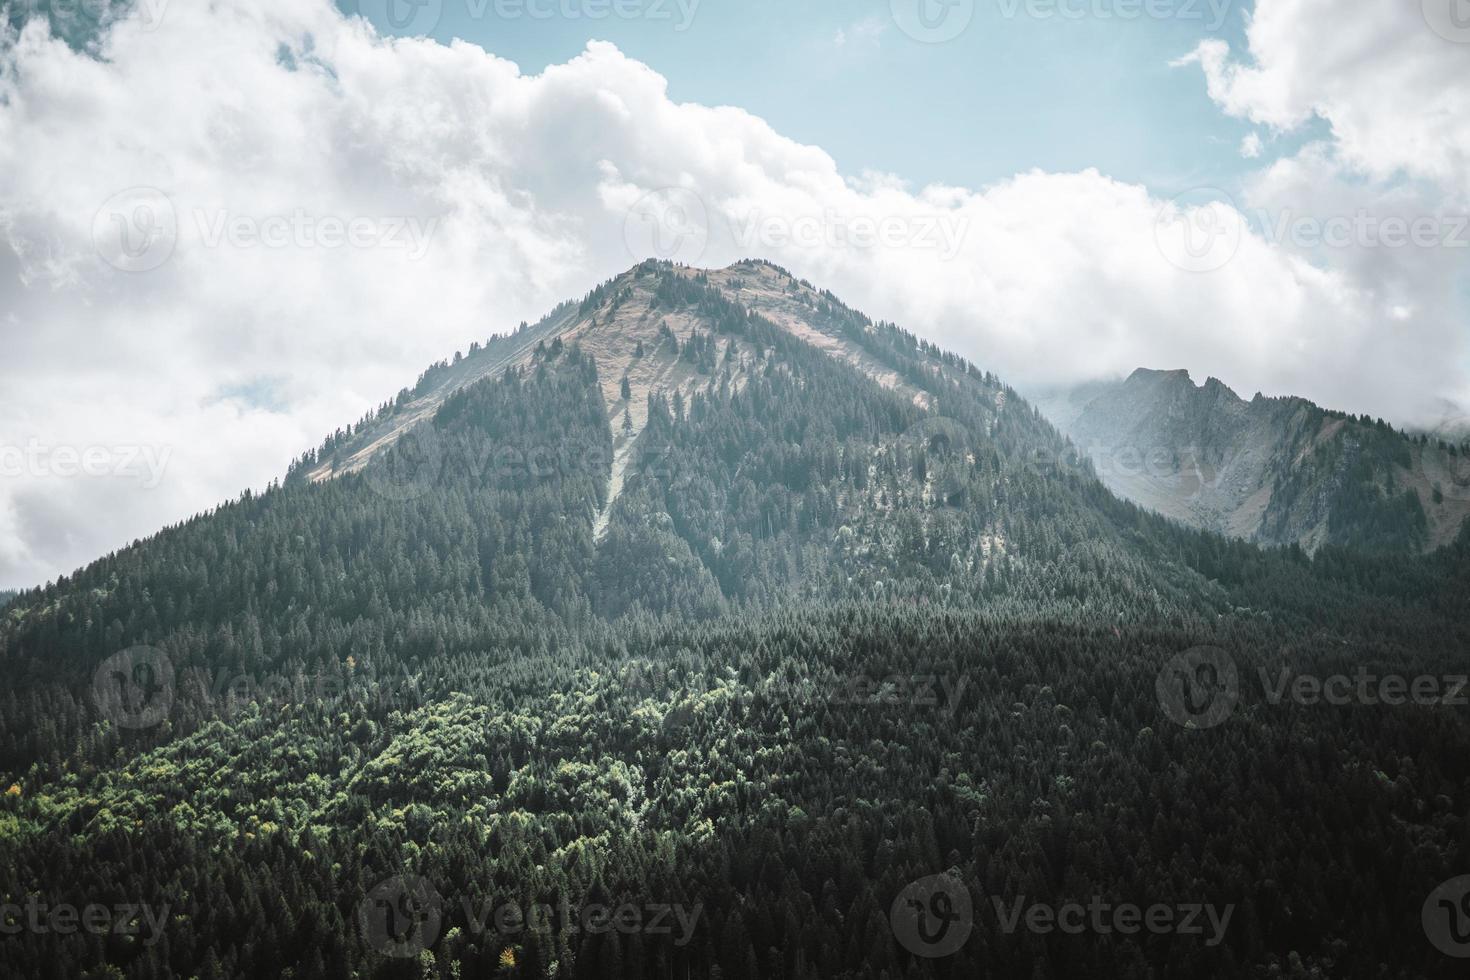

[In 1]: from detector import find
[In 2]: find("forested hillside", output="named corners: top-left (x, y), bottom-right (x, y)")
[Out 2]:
top-left (2, 262), bottom-right (1468, 978)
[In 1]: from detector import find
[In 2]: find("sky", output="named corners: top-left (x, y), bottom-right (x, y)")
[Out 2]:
top-left (0, 0), bottom-right (1468, 588)
top-left (343, 0), bottom-right (1267, 193)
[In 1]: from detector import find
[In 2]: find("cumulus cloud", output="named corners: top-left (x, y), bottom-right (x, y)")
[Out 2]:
top-left (1173, 0), bottom-right (1470, 198)
top-left (0, 0), bottom-right (1465, 587)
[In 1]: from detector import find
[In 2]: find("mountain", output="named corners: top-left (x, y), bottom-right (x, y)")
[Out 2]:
top-left (1032, 367), bottom-right (1470, 554)
top-left (2, 261), bottom-right (1468, 978)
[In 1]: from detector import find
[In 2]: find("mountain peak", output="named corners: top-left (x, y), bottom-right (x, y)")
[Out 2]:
top-left (1125, 367), bottom-right (1194, 385)
top-left (290, 259), bottom-right (940, 498)
top-left (1046, 366), bottom-right (1469, 554)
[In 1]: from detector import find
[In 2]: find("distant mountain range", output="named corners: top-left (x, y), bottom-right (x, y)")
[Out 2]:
top-left (1031, 368), bottom-right (1470, 553)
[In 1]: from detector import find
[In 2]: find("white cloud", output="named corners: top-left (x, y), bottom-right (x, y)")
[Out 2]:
top-left (1174, 0), bottom-right (1470, 199)
top-left (0, 0), bottom-right (1465, 587)
top-left (1240, 132), bottom-right (1263, 158)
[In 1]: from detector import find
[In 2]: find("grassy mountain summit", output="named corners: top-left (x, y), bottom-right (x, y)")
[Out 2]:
top-left (1, 261), bottom-right (1468, 978)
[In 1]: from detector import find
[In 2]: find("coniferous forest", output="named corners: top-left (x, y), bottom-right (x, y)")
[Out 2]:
top-left (3, 264), bottom-right (1469, 978)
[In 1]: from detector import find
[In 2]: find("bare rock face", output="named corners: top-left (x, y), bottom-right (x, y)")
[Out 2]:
top-left (1034, 369), bottom-right (1470, 554)
top-left (290, 260), bottom-right (956, 534)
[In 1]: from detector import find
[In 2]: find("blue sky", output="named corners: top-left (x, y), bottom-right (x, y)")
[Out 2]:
top-left (341, 0), bottom-right (1280, 196)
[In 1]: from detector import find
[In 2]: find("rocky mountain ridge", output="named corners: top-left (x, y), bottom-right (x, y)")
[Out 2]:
top-left (1032, 368), bottom-right (1470, 553)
